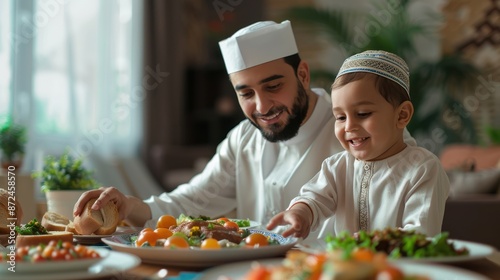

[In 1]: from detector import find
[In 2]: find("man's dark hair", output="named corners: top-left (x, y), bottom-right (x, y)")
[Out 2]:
top-left (284, 53), bottom-right (301, 74)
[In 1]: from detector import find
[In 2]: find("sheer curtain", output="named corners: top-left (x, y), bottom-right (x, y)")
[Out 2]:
top-left (31, 0), bottom-right (143, 158)
top-left (4, 0), bottom-right (143, 158)
top-left (1, 0), bottom-right (145, 197)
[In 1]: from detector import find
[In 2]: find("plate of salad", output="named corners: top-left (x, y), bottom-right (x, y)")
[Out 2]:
top-left (303, 228), bottom-right (495, 263)
top-left (102, 214), bottom-right (297, 267)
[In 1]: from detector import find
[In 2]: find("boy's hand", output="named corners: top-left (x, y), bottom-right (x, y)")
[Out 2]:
top-left (266, 203), bottom-right (312, 238)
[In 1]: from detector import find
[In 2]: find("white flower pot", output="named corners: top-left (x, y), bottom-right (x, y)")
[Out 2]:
top-left (45, 190), bottom-right (87, 219)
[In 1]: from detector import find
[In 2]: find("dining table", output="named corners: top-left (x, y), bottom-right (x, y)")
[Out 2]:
top-left (90, 242), bottom-right (500, 280)
top-left (59, 224), bottom-right (500, 279)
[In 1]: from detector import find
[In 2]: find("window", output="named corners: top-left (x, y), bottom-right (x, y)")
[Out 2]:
top-left (0, 0), bottom-right (12, 125)
top-left (1, 0), bottom-right (143, 170)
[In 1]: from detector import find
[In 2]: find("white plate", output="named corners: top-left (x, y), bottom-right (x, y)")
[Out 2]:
top-left (233, 219), bottom-right (260, 229)
top-left (198, 258), bottom-right (489, 280)
top-left (73, 226), bottom-right (142, 245)
top-left (297, 239), bottom-right (496, 263)
top-left (0, 248), bottom-right (140, 280)
top-left (0, 248), bottom-right (109, 274)
top-left (73, 234), bottom-right (111, 245)
top-left (102, 229), bottom-right (298, 268)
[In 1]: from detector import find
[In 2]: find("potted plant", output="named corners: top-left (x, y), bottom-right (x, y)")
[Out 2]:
top-left (0, 122), bottom-right (27, 170)
top-left (32, 151), bottom-right (98, 219)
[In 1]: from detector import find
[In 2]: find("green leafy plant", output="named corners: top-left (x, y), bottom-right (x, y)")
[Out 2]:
top-left (484, 126), bottom-right (500, 145)
top-left (285, 0), bottom-right (481, 149)
top-left (0, 122), bottom-right (27, 162)
top-left (32, 151), bottom-right (98, 192)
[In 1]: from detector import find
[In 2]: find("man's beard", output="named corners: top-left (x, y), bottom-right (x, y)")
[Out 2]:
top-left (249, 80), bottom-right (309, 142)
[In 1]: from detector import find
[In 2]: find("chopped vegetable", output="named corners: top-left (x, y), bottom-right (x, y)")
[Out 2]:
top-left (15, 218), bottom-right (48, 235)
top-left (325, 228), bottom-right (469, 259)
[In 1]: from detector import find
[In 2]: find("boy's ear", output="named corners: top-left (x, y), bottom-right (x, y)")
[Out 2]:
top-left (396, 101), bottom-right (413, 128)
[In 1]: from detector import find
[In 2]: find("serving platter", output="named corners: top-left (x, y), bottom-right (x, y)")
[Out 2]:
top-left (297, 239), bottom-right (496, 263)
top-left (102, 228), bottom-right (298, 268)
top-left (197, 258), bottom-right (489, 280)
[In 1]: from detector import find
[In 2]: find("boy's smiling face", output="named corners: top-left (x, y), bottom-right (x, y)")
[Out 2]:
top-left (331, 77), bottom-right (409, 161)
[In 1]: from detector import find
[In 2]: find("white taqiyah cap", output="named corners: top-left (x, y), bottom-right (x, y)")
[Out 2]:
top-left (219, 20), bottom-right (298, 74)
top-left (336, 50), bottom-right (410, 97)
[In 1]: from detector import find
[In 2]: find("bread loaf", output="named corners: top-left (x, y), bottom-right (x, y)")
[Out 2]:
top-left (73, 198), bottom-right (119, 235)
top-left (0, 188), bottom-right (23, 234)
top-left (41, 211), bottom-right (71, 231)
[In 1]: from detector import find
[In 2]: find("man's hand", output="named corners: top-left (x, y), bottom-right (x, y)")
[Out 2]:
top-left (73, 187), bottom-right (144, 224)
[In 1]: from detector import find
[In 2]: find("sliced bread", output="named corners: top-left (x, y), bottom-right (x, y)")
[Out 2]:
top-left (73, 198), bottom-right (119, 235)
top-left (41, 211), bottom-right (71, 231)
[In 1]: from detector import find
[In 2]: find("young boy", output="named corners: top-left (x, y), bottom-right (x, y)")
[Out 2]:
top-left (266, 50), bottom-right (450, 239)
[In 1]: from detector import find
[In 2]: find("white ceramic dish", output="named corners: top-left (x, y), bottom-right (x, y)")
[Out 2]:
top-left (198, 258), bottom-right (489, 280)
top-left (102, 228), bottom-right (298, 268)
top-left (73, 226), bottom-right (142, 245)
top-left (73, 234), bottom-right (115, 245)
top-left (0, 248), bottom-right (109, 274)
top-left (0, 248), bottom-right (140, 280)
top-left (233, 219), bottom-right (260, 229)
top-left (297, 239), bottom-right (496, 263)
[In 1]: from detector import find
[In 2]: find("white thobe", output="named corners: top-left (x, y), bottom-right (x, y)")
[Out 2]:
top-left (290, 146), bottom-right (450, 238)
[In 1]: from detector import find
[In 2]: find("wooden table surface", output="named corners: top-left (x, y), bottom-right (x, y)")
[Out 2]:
top-left (115, 250), bottom-right (500, 279)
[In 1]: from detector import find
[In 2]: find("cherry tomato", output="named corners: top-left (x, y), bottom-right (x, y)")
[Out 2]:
top-left (157, 215), bottom-right (177, 229)
top-left (136, 230), bottom-right (159, 247)
top-left (351, 248), bottom-right (375, 262)
top-left (42, 245), bottom-right (54, 259)
top-left (200, 238), bottom-right (221, 250)
top-left (305, 253), bottom-right (327, 272)
top-left (61, 241), bottom-right (73, 249)
top-left (51, 249), bottom-right (65, 260)
top-left (245, 233), bottom-right (269, 247)
top-left (377, 266), bottom-right (405, 280)
top-left (245, 266), bottom-right (271, 280)
top-left (223, 221), bottom-right (239, 231)
top-left (164, 235), bottom-right (190, 249)
top-left (16, 246), bottom-right (29, 258)
top-left (140, 227), bottom-right (154, 234)
top-left (154, 228), bottom-right (173, 239)
top-left (32, 253), bottom-right (44, 262)
top-left (74, 244), bottom-right (85, 255)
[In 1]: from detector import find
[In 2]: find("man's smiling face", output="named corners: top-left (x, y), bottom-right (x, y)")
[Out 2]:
top-left (229, 58), bottom-right (309, 142)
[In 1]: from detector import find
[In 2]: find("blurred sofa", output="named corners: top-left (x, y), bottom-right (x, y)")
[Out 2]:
top-left (442, 194), bottom-right (500, 250)
top-left (439, 144), bottom-right (500, 250)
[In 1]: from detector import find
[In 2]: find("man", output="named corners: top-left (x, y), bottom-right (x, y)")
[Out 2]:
top-left (74, 21), bottom-right (416, 243)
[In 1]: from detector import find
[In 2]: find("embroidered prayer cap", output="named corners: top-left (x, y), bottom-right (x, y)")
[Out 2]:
top-left (219, 20), bottom-right (298, 74)
top-left (336, 50), bottom-right (410, 97)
